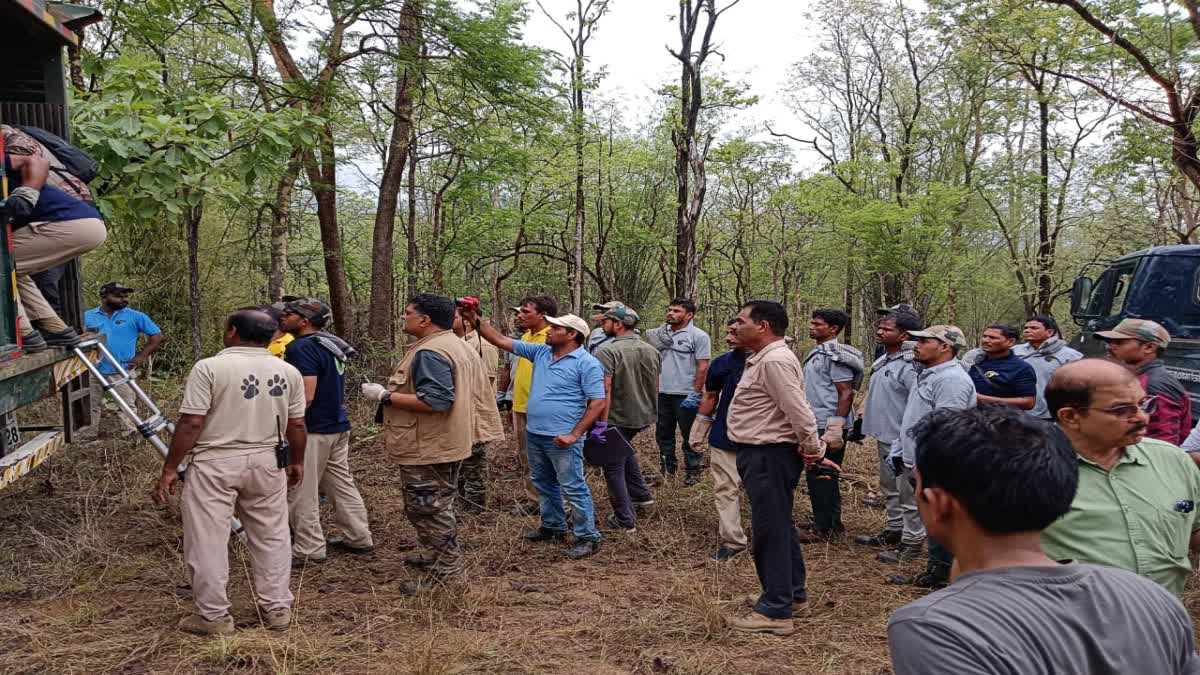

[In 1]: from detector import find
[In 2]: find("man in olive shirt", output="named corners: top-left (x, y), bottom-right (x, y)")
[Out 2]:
top-left (1043, 359), bottom-right (1200, 597)
top-left (594, 305), bottom-right (658, 531)
top-left (724, 301), bottom-right (830, 636)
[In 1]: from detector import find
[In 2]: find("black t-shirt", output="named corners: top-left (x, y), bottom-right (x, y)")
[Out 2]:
top-left (284, 334), bottom-right (351, 434)
top-left (968, 352), bottom-right (1038, 400)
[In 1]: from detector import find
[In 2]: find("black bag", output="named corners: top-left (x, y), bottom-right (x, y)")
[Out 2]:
top-left (17, 125), bottom-right (100, 183)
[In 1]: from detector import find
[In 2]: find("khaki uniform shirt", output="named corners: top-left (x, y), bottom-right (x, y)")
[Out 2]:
top-left (1042, 438), bottom-right (1200, 597)
top-left (726, 339), bottom-right (821, 454)
top-left (179, 346), bottom-right (306, 461)
top-left (463, 330), bottom-right (499, 386)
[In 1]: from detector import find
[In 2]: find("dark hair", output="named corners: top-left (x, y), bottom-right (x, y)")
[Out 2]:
top-left (519, 294), bottom-right (558, 317)
top-left (669, 297), bottom-right (697, 314)
top-left (986, 323), bottom-right (1020, 341)
top-left (1026, 315), bottom-right (1060, 336)
top-left (812, 308), bottom-right (849, 332)
top-left (228, 308), bottom-right (277, 346)
top-left (742, 300), bottom-right (788, 336)
top-left (258, 304), bottom-right (283, 323)
top-left (911, 405), bottom-right (1078, 534)
top-left (569, 329), bottom-right (585, 346)
top-left (407, 293), bottom-right (456, 330)
top-left (881, 312), bottom-right (923, 334)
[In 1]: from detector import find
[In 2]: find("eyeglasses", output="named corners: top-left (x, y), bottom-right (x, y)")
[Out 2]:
top-left (1075, 396), bottom-right (1157, 419)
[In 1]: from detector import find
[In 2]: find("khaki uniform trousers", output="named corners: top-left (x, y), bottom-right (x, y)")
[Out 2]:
top-left (512, 412), bottom-right (539, 503)
top-left (181, 450), bottom-right (292, 621)
top-left (287, 431), bottom-right (373, 558)
top-left (12, 218), bottom-right (107, 329)
top-left (711, 446), bottom-right (748, 550)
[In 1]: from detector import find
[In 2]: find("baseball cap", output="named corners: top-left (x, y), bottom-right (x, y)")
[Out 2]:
top-left (1095, 319), bottom-right (1171, 348)
top-left (100, 281), bottom-right (134, 295)
top-left (592, 300), bottom-right (624, 312)
top-left (283, 297), bottom-right (332, 325)
top-left (545, 313), bottom-right (590, 337)
top-left (907, 324), bottom-right (967, 348)
top-left (602, 305), bottom-right (640, 327)
top-left (876, 303), bottom-right (916, 316)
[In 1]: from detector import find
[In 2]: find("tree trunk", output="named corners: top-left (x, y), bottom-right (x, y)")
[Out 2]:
top-left (406, 139), bottom-right (419, 300)
top-left (570, 54), bottom-right (586, 314)
top-left (268, 153), bottom-right (301, 301)
top-left (185, 198), bottom-right (205, 363)
top-left (1035, 95), bottom-right (1053, 315)
top-left (368, 0), bottom-right (422, 347)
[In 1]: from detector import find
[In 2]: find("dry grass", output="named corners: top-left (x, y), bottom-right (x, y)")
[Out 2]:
top-left (2, 391), bottom-right (1198, 674)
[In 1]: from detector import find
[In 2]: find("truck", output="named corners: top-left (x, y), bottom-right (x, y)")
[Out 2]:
top-left (1069, 244), bottom-right (1200, 414)
top-left (0, 0), bottom-right (105, 490)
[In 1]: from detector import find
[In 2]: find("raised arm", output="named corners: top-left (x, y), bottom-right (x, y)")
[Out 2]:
top-left (460, 306), bottom-right (515, 353)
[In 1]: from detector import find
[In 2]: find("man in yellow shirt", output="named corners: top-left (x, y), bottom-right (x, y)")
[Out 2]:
top-left (264, 302), bottom-right (294, 358)
top-left (511, 294), bottom-right (557, 513)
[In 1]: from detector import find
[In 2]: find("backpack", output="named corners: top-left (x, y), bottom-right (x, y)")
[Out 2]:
top-left (811, 341), bottom-right (866, 390)
top-left (17, 125), bottom-right (99, 183)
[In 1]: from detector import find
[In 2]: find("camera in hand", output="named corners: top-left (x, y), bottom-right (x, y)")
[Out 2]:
top-left (455, 296), bottom-right (480, 312)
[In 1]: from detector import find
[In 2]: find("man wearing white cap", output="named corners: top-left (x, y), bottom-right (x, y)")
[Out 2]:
top-left (463, 306), bottom-right (607, 559)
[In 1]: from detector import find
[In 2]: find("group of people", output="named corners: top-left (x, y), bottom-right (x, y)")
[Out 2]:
top-left (134, 287), bottom-right (1200, 673)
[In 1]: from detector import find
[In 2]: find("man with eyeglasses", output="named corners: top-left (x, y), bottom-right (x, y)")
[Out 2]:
top-left (1097, 319), bottom-right (1191, 446)
top-left (1042, 359), bottom-right (1200, 597)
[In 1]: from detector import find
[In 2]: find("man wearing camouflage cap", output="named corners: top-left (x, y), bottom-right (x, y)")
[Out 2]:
top-left (881, 324), bottom-right (977, 589)
top-left (587, 301), bottom-right (624, 354)
top-left (280, 298), bottom-right (373, 567)
top-left (1097, 319), bottom-right (1192, 446)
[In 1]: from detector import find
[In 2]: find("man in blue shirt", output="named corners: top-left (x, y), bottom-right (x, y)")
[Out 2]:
top-left (465, 307), bottom-right (607, 559)
top-left (84, 282), bottom-right (164, 434)
top-left (279, 298), bottom-right (373, 566)
top-left (962, 323), bottom-right (1038, 411)
top-left (689, 318), bottom-right (749, 561)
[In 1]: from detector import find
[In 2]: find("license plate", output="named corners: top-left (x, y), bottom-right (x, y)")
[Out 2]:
top-left (0, 414), bottom-right (19, 457)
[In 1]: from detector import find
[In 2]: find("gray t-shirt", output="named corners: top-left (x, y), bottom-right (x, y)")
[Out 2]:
top-left (862, 347), bottom-right (917, 445)
top-left (802, 340), bottom-right (856, 425)
top-left (586, 326), bottom-right (613, 354)
top-left (1012, 339), bottom-right (1083, 419)
top-left (888, 564), bottom-right (1200, 675)
top-left (647, 322), bottom-right (711, 395)
top-left (896, 359), bottom-right (976, 464)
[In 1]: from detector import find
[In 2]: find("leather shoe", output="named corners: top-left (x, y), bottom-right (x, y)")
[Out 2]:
top-left (327, 538), bottom-right (374, 555)
top-left (39, 326), bottom-right (81, 347)
top-left (795, 526), bottom-right (844, 544)
top-left (854, 529), bottom-right (901, 547)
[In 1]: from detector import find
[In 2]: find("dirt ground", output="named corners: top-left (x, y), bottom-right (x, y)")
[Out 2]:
top-left (1, 395), bottom-right (1198, 674)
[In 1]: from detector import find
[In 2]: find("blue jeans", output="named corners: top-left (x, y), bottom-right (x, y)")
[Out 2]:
top-left (526, 432), bottom-right (601, 542)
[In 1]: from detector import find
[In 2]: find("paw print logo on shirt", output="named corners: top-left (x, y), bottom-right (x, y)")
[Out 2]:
top-left (267, 374), bottom-right (287, 397)
top-left (242, 374), bottom-right (260, 399)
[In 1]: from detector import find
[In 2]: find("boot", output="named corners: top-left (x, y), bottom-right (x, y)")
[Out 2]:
top-left (726, 611), bottom-right (795, 636)
top-left (854, 529), bottom-right (902, 547)
top-left (327, 538), bottom-right (374, 555)
top-left (564, 539), bottom-right (601, 559)
top-left (877, 542), bottom-right (925, 564)
top-left (522, 527), bottom-right (568, 543)
top-left (259, 606), bottom-right (290, 631)
top-left (20, 331), bottom-right (47, 354)
top-left (399, 575), bottom-right (450, 596)
top-left (178, 613), bottom-right (235, 636)
top-left (710, 546), bottom-right (744, 562)
top-left (38, 326), bottom-right (81, 347)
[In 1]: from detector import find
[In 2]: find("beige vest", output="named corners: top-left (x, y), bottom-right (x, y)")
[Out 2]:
top-left (384, 330), bottom-right (482, 465)
top-left (463, 335), bottom-right (505, 444)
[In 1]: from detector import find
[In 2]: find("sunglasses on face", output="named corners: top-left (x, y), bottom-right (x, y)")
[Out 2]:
top-left (1076, 395), bottom-right (1157, 420)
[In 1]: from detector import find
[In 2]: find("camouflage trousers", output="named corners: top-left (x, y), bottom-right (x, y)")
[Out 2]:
top-left (400, 461), bottom-right (463, 578)
top-left (457, 443), bottom-right (489, 513)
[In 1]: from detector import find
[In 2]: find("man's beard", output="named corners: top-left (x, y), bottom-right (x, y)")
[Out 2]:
top-left (107, 301), bottom-right (128, 310)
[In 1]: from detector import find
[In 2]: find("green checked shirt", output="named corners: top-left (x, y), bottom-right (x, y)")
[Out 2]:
top-left (1041, 438), bottom-right (1200, 597)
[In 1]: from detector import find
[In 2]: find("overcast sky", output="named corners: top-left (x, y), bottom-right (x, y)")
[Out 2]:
top-left (521, 0), bottom-right (820, 162)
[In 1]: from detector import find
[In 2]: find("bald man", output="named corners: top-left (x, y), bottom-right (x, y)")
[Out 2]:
top-left (1042, 359), bottom-right (1200, 597)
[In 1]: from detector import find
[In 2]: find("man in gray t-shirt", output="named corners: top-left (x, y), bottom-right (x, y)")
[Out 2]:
top-left (799, 309), bottom-right (860, 540)
top-left (888, 404), bottom-right (1199, 675)
top-left (646, 298), bottom-right (711, 484)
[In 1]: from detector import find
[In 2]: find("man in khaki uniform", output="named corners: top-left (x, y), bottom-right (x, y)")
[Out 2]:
top-left (361, 294), bottom-right (487, 594)
top-left (454, 303), bottom-right (505, 513)
top-left (152, 308), bottom-right (307, 636)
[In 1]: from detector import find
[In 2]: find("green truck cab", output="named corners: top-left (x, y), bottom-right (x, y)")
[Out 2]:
top-left (1069, 245), bottom-right (1200, 414)
top-left (0, 0), bottom-right (103, 490)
